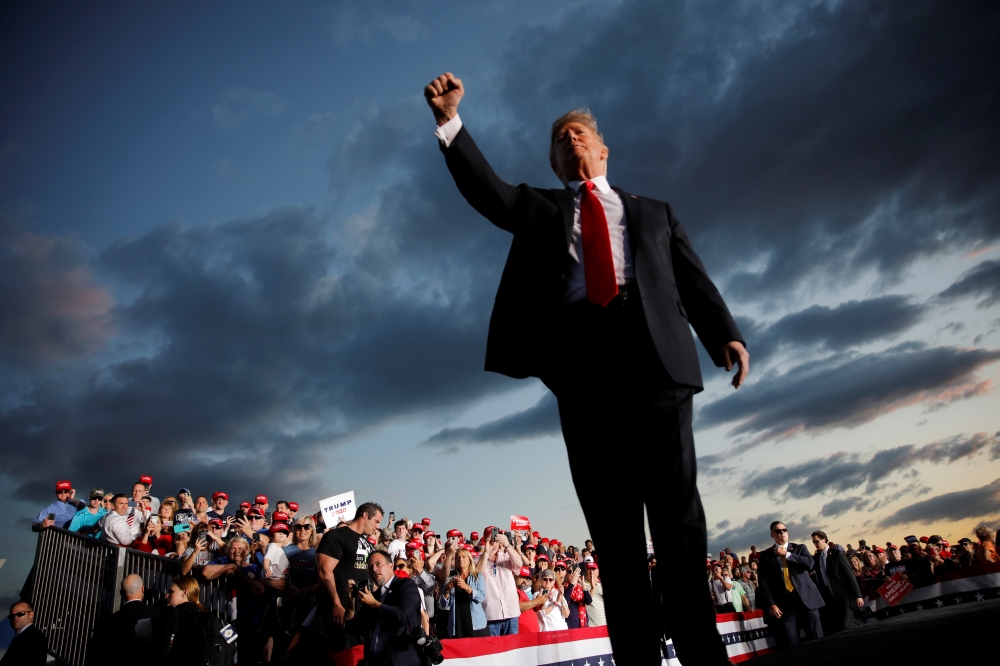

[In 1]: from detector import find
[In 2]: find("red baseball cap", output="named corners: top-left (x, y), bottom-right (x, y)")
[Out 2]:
top-left (484, 526), bottom-right (497, 535)
top-left (255, 495), bottom-right (268, 505)
top-left (471, 531), bottom-right (480, 541)
top-left (209, 518), bottom-right (225, 528)
top-left (212, 491), bottom-right (228, 500)
top-left (586, 562), bottom-right (598, 570)
top-left (288, 502), bottom-right (299, 512)
top-left (424, 530), bottom-right (436, 538)
top-left (532, 531), bottom-right (540, 538)
top-left (539, 538), bottom-right (550, 543)
top-left (463, 543), bottom-right (475, 552)
top-left (248, 508), bottom-right (264, 518)
top-left (536, 554), bottom-right (550, 562)
top-left (240, 501), bottom-right (252, 509)
top-left (446, 529), bottom-right (462, 538)
top-left (421, 518), bottom-right (431, 526)
top-left (941, 540), bottom-right (950, 548)
top-left (411, 523), bottom-right (424, 532)
top-left (367, 536), bottom-right (377, 545)
top-left (272, 511), bottom-right (290, 524)
top-left (523, 543), bottom-right (536, 551)
top-left (139, 475), bottom-right (153, 485)
top-left (55, 480), bottom-right (72, 491)
top-left (874, 547), bottom-right (885, 553)
top-left (919, 536), bottom-right (929, 543)
top-left (407, 539), bottom-right (423, 550)
top-left (270, 522), bottom-right (290, 535)
top-left (551, 540), bottom-right (561, 546)
top-left (517, 566), bottom-right (532, 577)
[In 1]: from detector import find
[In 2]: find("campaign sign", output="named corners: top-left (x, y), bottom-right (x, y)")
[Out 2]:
top-left (510, 515), bottom-right (531, 531)
top-left (320, 491), bottom-right (356, 526)
top-left (877, 572), bottom-right (914, 606)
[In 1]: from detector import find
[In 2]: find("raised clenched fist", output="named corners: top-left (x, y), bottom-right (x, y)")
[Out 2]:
top-left (424, 72), bottom-right (463, 126)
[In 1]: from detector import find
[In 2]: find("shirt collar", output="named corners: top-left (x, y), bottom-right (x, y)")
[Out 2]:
top-left (15, 623), bottom-right (32, 636)
top-left (381, 575), bottom-right (395, 594)
top-left (568, 175), bottom-right (612, 195)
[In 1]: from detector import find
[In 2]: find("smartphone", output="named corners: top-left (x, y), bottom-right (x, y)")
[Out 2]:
top-left (253, 532), bottom-right (261, 544)
top-left (235, 508), bottom-right (246, 522)
top-left (198, 533), bottom-right (208, 547)
top-left (128, 500), bottom-right (137, 507)
top-left (47, 513), bottom-right (56, 521)
top-left (174, 523), bottom-right (191, 534)
top-left (903, 535), bottom-right (918, 544)
top-left (149, 516), bottom-right (160, 524)
top-left (265, 511), bottom-right (272, 524)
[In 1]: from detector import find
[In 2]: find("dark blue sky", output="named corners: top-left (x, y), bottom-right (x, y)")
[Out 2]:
top-left (2, 0), bottom-right (999, 610)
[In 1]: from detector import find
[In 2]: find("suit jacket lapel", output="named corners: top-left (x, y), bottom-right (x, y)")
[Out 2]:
top-left (612, 186), bottom-right (641, 261)
top-left (554, 187), bottom-right (576, 250)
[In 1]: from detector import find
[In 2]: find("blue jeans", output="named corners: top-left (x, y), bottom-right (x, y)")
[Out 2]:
top-left (487, 617), bottom-right (519, 636)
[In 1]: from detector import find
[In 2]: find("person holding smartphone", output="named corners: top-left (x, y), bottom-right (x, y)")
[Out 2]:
top-left (438, 547), bottom-right (487, 637)
top-left (478, 527), bottom-right (523, 635)
top-left (536, 571), bottom-right (569, 632)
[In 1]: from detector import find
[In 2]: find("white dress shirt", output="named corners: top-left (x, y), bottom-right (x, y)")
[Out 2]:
top-left (435, 115), bottom-right (635, 303)
top-left (99, 511), bottom-right (134, 546)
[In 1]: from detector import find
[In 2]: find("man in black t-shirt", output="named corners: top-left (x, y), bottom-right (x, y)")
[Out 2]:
top-left (316, 501), bottom-right (383, 651)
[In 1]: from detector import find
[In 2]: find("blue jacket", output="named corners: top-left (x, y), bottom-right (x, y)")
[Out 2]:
top-left (438, 573), bottom-right (486, 636)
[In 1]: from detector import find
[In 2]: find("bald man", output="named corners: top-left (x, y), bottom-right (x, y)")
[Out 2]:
top-left (85, 574), bottom-right (155, 664)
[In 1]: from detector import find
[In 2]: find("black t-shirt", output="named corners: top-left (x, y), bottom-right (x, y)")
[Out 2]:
top-left (207, 510), bottom-right (233, 521)
top-left (317, 525), bottom-right (374, 607)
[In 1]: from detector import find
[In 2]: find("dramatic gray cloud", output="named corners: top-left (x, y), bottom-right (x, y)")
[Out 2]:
top-left (0, 223), bottom-right (114, 366)
top-left (707, 513), bottom-right (805, 554)
top-left (492, 1), bottom-right (1000, 299)
top-left (821, 497), bottom-right (869, 519)
top-left (742, 295), bottom-right (928, 366)
top-left (422, 392), bottom-right (559, 449)
top-left (740, 432), bottom-right (999, 500)
top-left (699, 344), bottom-right (1000, 445)
top-left (878, 478), bottom-right (1000, 529)
top-left (937, 259), bottom-right (1000, 308)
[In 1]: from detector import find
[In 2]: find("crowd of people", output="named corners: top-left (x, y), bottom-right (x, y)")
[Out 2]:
top-left (17, 478), bottom-right (1000, 664)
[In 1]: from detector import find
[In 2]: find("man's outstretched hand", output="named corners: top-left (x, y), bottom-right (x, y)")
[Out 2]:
top-left (424, 72), bottom-right (463, 126)
top-left (722, 341), bottom-right (749, 389)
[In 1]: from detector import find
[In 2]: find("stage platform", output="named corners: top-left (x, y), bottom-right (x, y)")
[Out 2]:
top-left (758, 598), bottom-right (1000, 663)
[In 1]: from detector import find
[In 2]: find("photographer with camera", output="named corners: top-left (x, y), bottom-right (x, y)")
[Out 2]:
top-left (348, 550), bottom-right (429, 666)
top-left (477, 526), bottom-right (523, 636)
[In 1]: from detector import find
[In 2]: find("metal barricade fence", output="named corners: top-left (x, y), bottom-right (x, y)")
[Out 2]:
top-left (28, 527), bottom-right (228, 666)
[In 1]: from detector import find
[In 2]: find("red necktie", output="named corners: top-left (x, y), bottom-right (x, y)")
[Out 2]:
top-left (579, 181), bottom-right (618, 306)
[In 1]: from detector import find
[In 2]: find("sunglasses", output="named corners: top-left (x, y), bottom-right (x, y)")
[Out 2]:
top-left (294, 525), bottom-right (312, 531)
top-left (8, 611), bottom-right (29, 619)
top-left (56, 490), bottom-right (71, 494)
top-left (541, 577), bottom-right (555, 582)
top-left (394, 563), bottom-right (408, 570)
top-left (553, 567), bottom-right (566, 571)
top-left (773, 528), bottom-right (788, 533)
top-left (250, 516), bottom-right (264, 521)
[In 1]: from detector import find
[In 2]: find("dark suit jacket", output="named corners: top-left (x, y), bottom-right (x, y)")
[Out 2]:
top-left (756, 544), bottom-right (825, 612)
top-left (814, 547), bottom-right (862, 602)
top-left (351, 577), bottom-right (426, 666)
top-left (1, 624), bottom-right (47, 665)
top-left (441, 126), bottom-right (743, 389)
top-left (85, 599), bottom-right (155, 665)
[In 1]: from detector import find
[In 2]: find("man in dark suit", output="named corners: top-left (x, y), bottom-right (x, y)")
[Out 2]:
top-left (425, 73), bottom-right (748, 666)
top-left (350, 551), bottom-right (425, 666)
top-left (85, 574), bottom-right (155, 664)
top-left (756, 521), bottom-right (824, 648)
top-left (810, 531), bottom-right (863, 635)
top-left (3, 600), bottom-right (47, 665)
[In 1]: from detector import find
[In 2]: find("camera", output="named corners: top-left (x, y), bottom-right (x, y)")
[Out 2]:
top-left (411, 627), bottom-right (444, 665)
top-left (353, 578), bottom-right (371, 599)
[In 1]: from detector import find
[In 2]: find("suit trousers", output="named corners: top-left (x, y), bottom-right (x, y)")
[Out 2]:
top-left (546, 290), bottom-right (728, 666)
top-left (817, 584), bottom-right (855, 635)
top-left (769, 591), bottom-right (822, 648)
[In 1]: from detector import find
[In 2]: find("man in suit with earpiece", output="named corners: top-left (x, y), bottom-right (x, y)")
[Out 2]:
top-left (756, 520), bottom-right (825, 648)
